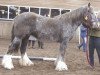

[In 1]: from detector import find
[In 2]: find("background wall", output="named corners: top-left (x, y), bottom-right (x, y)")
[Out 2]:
top-left (0, 0), bottom-right (100, 11)
top-left (0, 20), bottom-right (12, 39)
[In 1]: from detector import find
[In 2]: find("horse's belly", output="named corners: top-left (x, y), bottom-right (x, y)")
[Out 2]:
top-left (39, 29), bottom-right (60, 41)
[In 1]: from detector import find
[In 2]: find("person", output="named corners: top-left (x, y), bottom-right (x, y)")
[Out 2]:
top-left (88, 13), bottom-right (100, 67)
top-left (78, 24), bottom-right (87, 52)
top-left (28, 35), bottom-right (37, 48)
top-left (28, 35), bottom-right (44, 49)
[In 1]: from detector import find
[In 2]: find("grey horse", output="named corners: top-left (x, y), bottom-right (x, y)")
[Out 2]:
top-left (2, 3), bottom-right (97, 71)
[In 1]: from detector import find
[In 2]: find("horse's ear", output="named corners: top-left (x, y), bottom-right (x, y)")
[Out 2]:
top-left (88, 3), bottom-right (91, 7)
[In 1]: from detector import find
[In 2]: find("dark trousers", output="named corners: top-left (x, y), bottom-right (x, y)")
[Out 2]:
top-left (89, 36), bottom-right (100, 66)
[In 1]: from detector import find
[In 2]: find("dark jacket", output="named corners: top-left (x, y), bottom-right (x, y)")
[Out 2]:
top-left (89, 18), bottom-right (100, 37)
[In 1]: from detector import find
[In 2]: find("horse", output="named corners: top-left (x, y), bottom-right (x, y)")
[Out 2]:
top-left (2, 3), bottom-right (97, 71)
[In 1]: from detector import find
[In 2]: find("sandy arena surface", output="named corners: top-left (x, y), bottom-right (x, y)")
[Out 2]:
top-left (0, 39), bottom-right (100, 75)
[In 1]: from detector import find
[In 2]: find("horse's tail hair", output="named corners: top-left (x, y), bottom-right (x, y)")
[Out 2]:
top-left (11, 25), bottom-right (20, 53)
top-left (11, 25), bottom-right (15, 42)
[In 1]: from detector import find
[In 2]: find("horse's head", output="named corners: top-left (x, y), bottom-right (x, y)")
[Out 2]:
top-left (82, 3), bottom-right (97, 28)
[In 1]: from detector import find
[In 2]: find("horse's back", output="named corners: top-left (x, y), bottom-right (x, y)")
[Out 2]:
top-left (12, 12), bottom-right (39, 37)
top-left (14, 12), bottom-right (38, 25)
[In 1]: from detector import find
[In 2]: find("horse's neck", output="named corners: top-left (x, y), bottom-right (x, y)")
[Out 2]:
top-left (62, 8), bottom-right (83, 30)
top-left (60, 7), bottom-right (83, 25)
top-left (58, 15), bottom-right (82, 31)
top-left (72, 21), bottom-right (81, 31)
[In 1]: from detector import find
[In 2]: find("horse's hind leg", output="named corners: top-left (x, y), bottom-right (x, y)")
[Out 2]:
top-left (38, 40), bottom-right (44, 49)
top-left (55, 37), bottom-right (68, 71)
top-left (37, 35), bottom-right (44, 49)
top-left (19, 36), bottom-right (33, 66)
top-left (2, 37), bottom-right (21, 69)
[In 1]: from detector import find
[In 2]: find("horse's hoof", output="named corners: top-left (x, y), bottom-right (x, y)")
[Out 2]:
top-left (19, 53), bottom-right (34, 66)
top-left (19, 59), bottom-right (34, 66)
top-left (2, 55), bottom-right (14, 70)
top-left (2, 63), bottom-right (14, 70)
top-left (55, 61), bottom-right (68, 71)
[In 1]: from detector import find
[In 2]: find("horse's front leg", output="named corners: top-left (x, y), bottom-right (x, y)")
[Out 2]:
top-left (55, 37), bottom-right (68, 71)
top-left (2, 37), bottom-right (21, 69)
top-left (19, 36), bottom-right (33, 66)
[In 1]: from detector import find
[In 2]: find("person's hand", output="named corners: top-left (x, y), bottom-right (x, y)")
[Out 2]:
top-left (92, 22), bottom-right (100, 28)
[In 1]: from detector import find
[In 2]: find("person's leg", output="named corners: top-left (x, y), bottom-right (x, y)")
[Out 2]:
top-left (32, 40), bottom-right (35, 48)
top-left (83, 37), bottom-right (87, 52)
top-left (95, 37), bottom-right (100, 64)
top-left (28, 40), bottom-right (31, 47)
top-left (78, 36), bottom-right (83, 49)
top-left (89, 36), bottom-right (95, 66)
top-left (78, 43), bottom-right (83, 49)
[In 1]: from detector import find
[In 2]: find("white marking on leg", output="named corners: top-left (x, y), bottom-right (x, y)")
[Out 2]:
top-left (2, 55), bottom-right (14, 70)
top-left (55, 60), bottom-right (68, 71)
top-left (19, 53), bottom-right (33, 66)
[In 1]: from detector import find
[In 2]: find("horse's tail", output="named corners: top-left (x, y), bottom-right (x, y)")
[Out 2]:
top-left (10, 25), bottom-right (20, 53)
top-left (11, 25), bottom-right (15, 42)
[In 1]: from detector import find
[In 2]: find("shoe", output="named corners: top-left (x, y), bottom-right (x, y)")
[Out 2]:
top-left (77, 46), bottom-right (80, 50)
top-left (89, 64), bottom-right (94, 69)
top-left (87, 64), bottom-right (94, 70)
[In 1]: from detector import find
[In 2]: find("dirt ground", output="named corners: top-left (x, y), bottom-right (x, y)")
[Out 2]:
top-left (0, 39), bottom-right (100, 75)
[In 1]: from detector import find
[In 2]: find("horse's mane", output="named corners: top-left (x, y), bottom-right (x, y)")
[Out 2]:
top-left (54, 6), bottom-right (87, 23)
